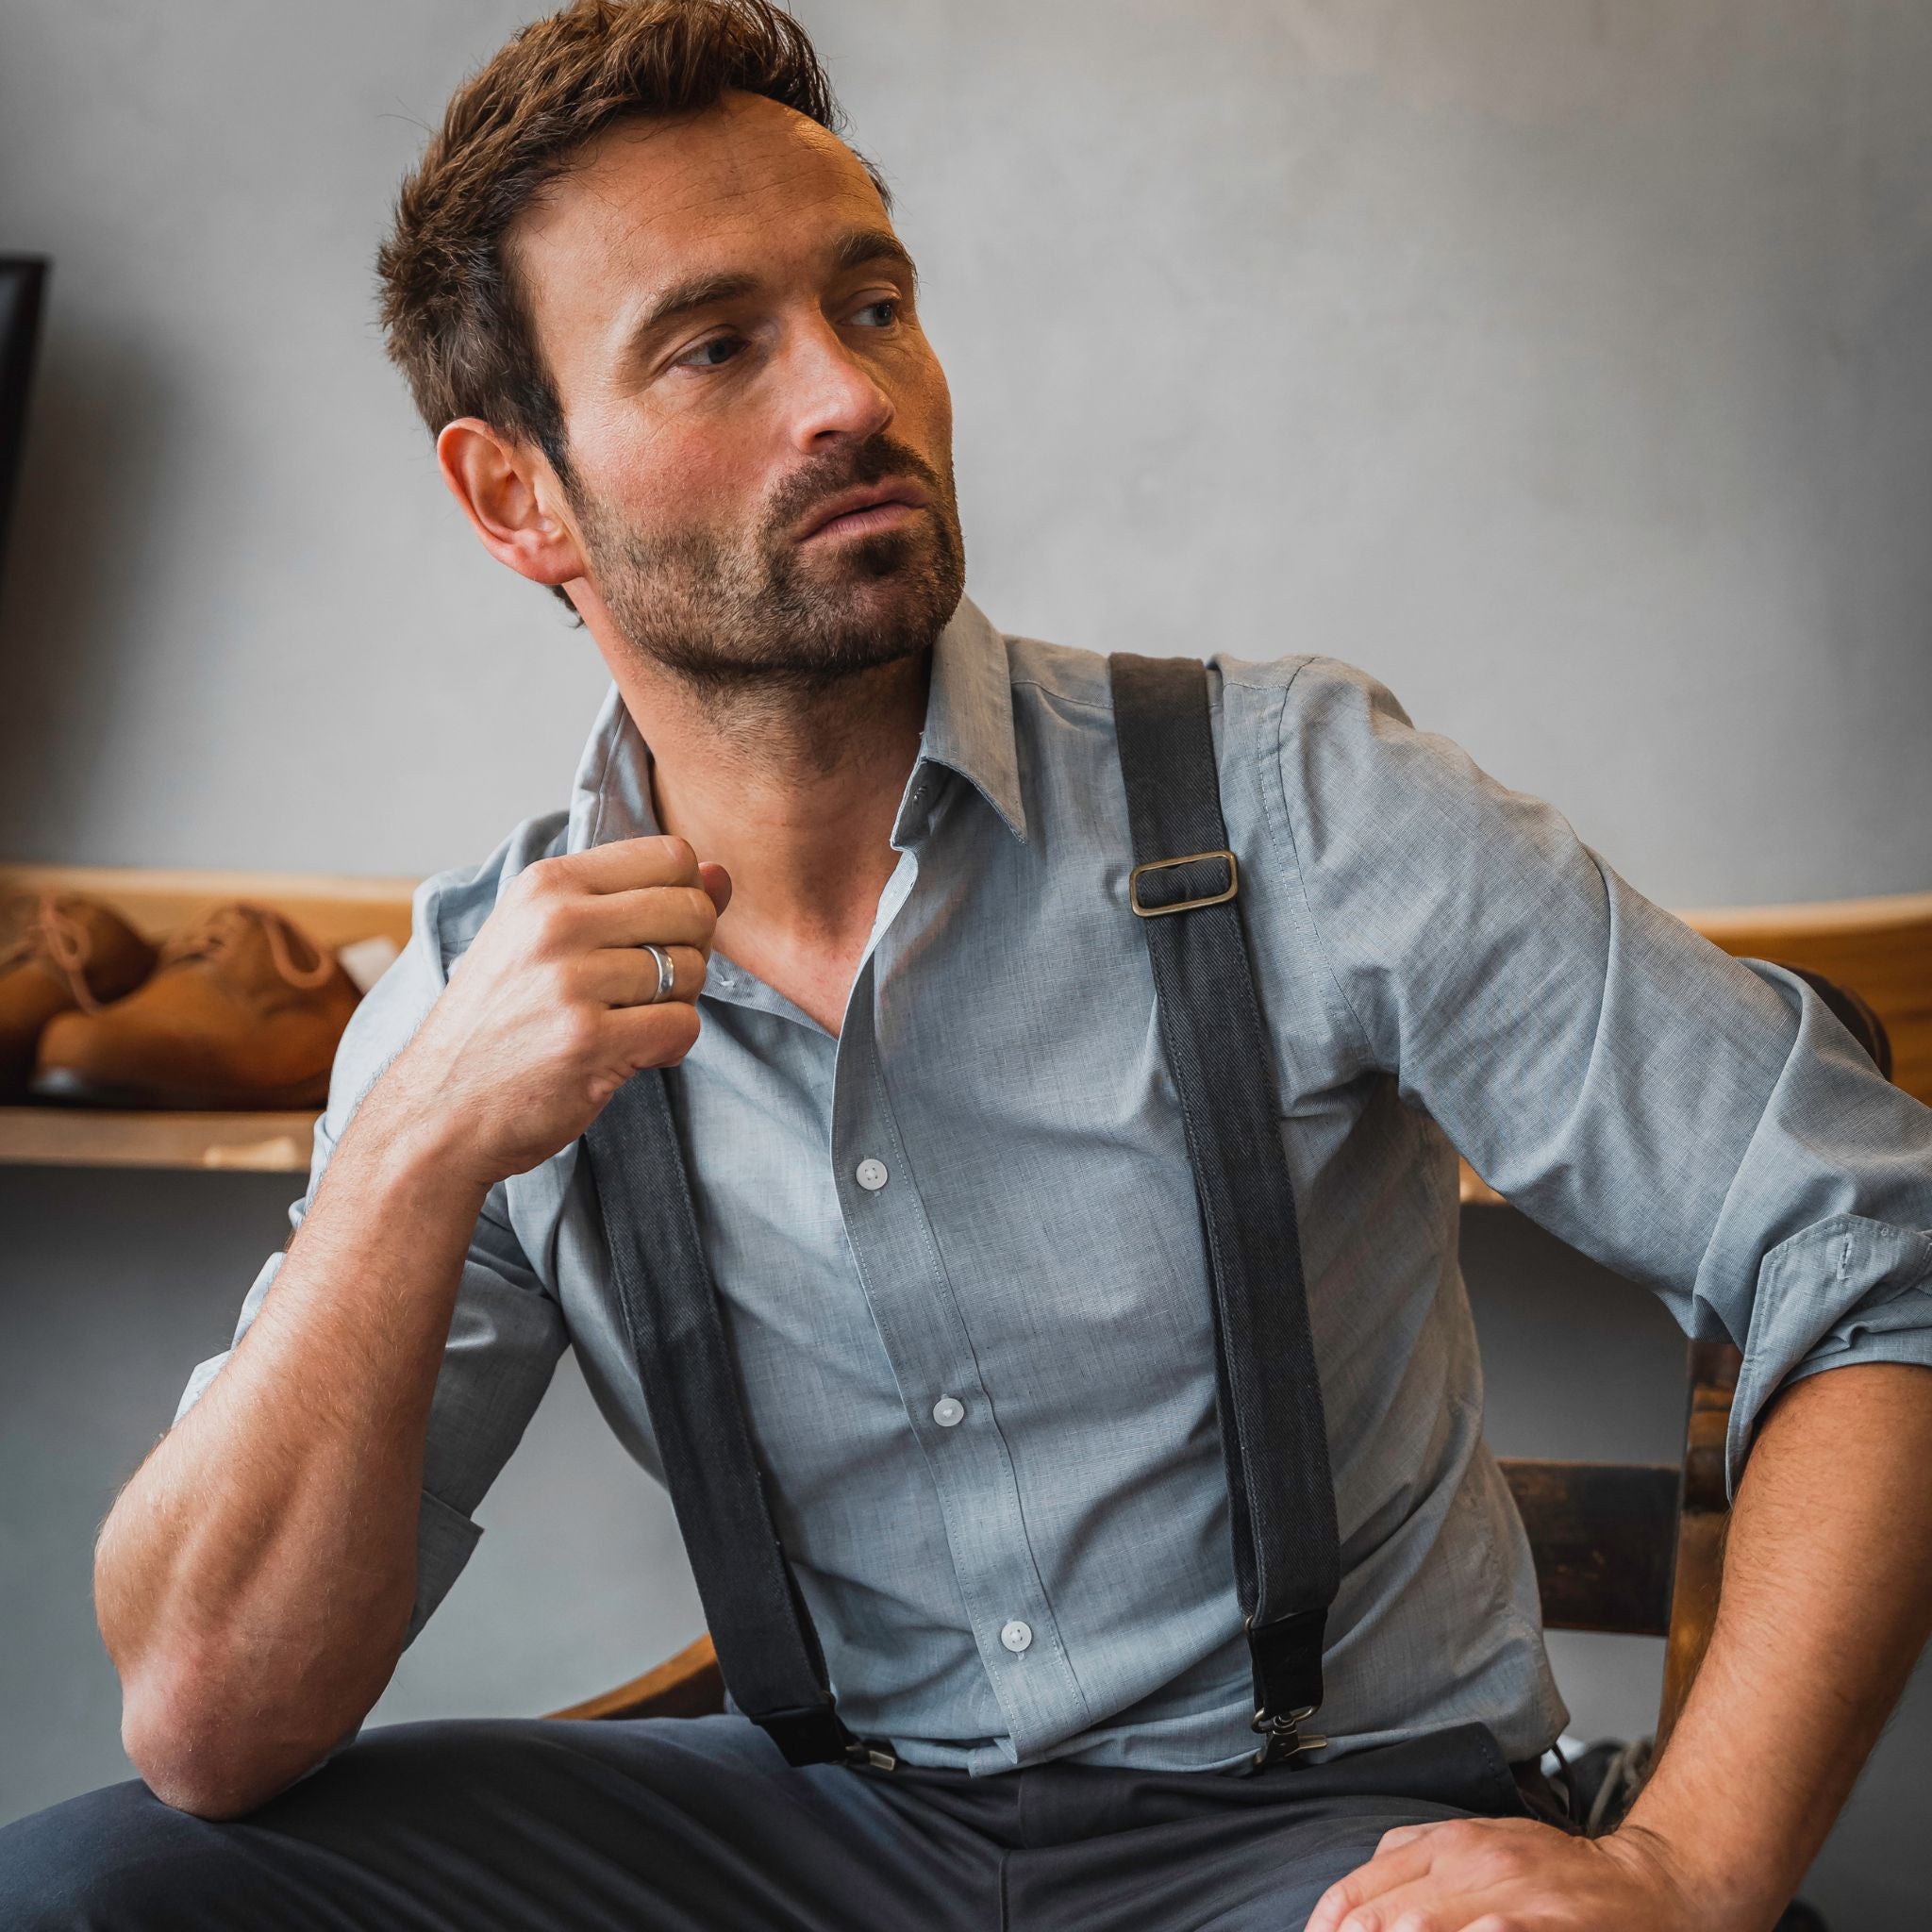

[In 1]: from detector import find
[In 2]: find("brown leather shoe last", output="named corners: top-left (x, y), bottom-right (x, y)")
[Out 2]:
top-left (31, 900), bottom-right (361, 1109)
top-left (0, 891), bottom-right (161, 1100)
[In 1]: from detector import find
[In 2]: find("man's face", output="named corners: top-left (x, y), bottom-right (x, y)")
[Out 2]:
top-left (509, 90), bottom-right (964, 699)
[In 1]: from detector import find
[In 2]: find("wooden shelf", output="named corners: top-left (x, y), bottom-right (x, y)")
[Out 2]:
top-left (1, 860), bottom-right (410, 1174)
top-left (0, 1105), bottom-right (318, 1173)
top-left (0, 860), bottom-right (418, 952)
top-left (4, 865), bottom-right (1926, 1176)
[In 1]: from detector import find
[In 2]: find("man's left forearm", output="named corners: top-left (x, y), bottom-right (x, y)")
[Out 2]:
top-left (1617, 1357), bottom-right (1932, 1924)
top-left (1309, 1357), bottom-right (1932, 1932)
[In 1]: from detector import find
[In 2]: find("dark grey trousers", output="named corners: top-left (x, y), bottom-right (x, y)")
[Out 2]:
top-left (0, 1711), bottom-right (1563, 1931)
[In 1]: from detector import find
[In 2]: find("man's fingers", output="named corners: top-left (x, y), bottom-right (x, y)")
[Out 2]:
top-left (1305, 1836), bottom-right (1442, 1932)
top-left (573, 883), bottom-right (723, 957)
top-left (1329, 1878), bottom-right (1486, 1932)
top-left (578, 941), bottom-right (708, 1008)
top-left (604, 991), bottom-right (705, 1070)
top-left (544, 833), bottom-right (704, 891)
top-left (1376, 1822), bottom-right (1450, 1856)
top-left (515, 841), bottom-right (732, 952)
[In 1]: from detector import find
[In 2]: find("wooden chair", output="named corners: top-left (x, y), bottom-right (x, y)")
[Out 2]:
top-left (544, 937), bottom-right (1916, 1763)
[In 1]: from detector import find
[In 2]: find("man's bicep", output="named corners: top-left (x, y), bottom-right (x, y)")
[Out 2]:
top-left (1275, 656), bottom-right (1932, 1487)
top-left (1277, 654), bottom-right (1780, 1284)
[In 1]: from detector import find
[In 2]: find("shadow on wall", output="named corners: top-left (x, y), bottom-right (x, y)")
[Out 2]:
top-left (0, 304), bottom-right (180, 851)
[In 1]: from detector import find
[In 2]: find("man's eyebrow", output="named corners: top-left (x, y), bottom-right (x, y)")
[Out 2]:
top-left (827, 225), bottom-right (921, 291)
top-left (627, 268), bottom-right (763, 346)
top-left (625, 226), bottom-right (921, 352)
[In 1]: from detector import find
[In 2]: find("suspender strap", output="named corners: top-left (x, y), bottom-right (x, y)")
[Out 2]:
top-left (580, 1066), bottom-right (897, 1771)
top-left (1107, 650), bottom-right (1343, 1766)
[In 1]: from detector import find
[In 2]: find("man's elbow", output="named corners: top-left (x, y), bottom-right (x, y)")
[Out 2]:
top-left (120, 1666), bottom-right (343, 1820)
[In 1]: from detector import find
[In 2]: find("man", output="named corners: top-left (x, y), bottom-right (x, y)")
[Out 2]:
top-left (5, 2), bottom-right (1931, 1926)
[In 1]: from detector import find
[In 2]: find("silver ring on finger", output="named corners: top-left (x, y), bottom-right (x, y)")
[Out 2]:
top-left (638, 941), bottom-right (676, 1006)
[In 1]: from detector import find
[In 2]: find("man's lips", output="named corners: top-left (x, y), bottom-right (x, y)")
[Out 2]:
top-left (794, 481), bottom-right (932, 542)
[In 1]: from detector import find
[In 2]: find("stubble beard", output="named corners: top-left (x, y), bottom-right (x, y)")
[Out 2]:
top-left (572, 436), bottom-right (968, 713)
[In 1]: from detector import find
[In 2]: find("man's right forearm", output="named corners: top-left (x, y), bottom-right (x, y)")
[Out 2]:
top-left (94, 834), bottom-right (730, 1819)
top-left (96, 1072), bottom-right (491, 1819)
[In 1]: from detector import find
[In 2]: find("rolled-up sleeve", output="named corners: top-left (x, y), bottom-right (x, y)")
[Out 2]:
top-left (1272, 654), bottom-right (1932, 1495)
top-left (169, 863), bottom-right (568, 1654)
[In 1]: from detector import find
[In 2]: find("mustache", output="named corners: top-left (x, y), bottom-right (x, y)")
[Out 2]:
top-left (770, 435), bottom-right (946, 540)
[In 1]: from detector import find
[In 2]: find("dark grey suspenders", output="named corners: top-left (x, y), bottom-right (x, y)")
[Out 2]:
top-left (578, 651), bottom-right (1341, 1774)
top-left (578, 1063), bottom-right (899, 1772)
top-left (1108, 652), bottom-right (1341, 1768)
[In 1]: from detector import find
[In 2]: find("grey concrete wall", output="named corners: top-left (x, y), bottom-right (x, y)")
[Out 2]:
top-left (2, 2), bottom-right (1927, 1924)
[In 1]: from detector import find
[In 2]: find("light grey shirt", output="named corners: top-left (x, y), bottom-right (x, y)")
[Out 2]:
top-left (174, 592), bottom-right (1932, 1777)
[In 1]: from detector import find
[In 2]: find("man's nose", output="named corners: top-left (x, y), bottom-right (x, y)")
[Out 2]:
top-left (782, 316), bottom-right (895, 450)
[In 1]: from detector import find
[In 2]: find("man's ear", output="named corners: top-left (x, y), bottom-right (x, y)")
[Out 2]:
top-left (436, 417), bottom-right (586, 589)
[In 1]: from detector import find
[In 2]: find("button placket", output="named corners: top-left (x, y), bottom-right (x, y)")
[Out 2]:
top-left (828, 978), bottom-right (1088, 1756)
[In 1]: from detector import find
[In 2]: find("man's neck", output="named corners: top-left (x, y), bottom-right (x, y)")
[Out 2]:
top-left (616, 646), bottom-right (932, 983)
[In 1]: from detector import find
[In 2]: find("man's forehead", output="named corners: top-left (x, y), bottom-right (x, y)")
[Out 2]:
top-left (516, 92), bottom-right (876, 274)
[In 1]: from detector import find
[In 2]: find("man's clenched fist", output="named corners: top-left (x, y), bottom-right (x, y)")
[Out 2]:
top-left (375, 835), bottom-right (732, 1192)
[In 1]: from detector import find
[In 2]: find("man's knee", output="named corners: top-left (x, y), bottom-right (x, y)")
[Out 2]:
top-left (0, 1775), bottom-right (247, 1931)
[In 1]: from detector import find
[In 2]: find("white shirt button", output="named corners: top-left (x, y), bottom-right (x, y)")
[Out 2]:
top-left (932, 1395), bottom-right (965, 1428)
top-left (1000, 1619), bottom-right (1033, 1655)
top-left (855, 1158), bottom-right (889, 1191)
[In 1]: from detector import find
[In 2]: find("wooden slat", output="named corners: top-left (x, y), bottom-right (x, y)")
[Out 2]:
top-left (1458, 1160), bottom-right (1503, 1208)
top-left (1497, 1458), bottom-right (1680, 1636)
top-left (1457, 887), bottom-right (1929, 1206)
top-left (1678, 890), bottom-right (1932, 1108)
top-left (1657, 1341), bottom-right (1740, 1746)
top-left (543, 1632), bottom-right (724, 1723)
top-left (0, 861), bottom-right (418, 951)
top-left (0, 1105), bottom-right (316, 1173)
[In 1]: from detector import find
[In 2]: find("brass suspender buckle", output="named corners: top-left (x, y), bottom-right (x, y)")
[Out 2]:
top-left (1128, 847), bottom-right (1240, 918)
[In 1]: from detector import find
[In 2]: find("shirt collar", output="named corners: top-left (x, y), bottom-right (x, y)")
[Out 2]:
top-left (566, 591), bottom-right (1028, 854)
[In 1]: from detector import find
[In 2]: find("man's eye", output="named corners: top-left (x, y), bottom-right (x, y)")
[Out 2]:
top-left (854, 298), bottom-right (899, 326)
top-left (678, 335), bottom-right (742, 371)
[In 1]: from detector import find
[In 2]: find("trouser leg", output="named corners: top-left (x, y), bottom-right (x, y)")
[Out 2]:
top-left (1008, 1781), bottom-right (1474, 1931)
top-left (995, 1730), bottom-right (1549, 1932)
top-left (0, 1712), bottom-right (1003, 1932)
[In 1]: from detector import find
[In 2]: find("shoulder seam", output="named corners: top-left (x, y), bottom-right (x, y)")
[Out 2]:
top-left (1256, 663), bottom-right (1378, 1064)
top-left (1009, 674), bottom-right (1112, 713)
top-left (1221, 651), bottom-right (1325, 695)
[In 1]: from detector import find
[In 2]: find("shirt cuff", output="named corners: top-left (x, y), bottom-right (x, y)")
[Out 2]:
top-left (405, 1485), bottom-right (486, 1649)
top-left (1726, 1212), bottom-right (1932, 1495)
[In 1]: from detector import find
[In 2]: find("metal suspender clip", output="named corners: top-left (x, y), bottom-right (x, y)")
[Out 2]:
top-left (1128, 846), bottom-right (1239, 917)
top-left (1249, 1705), bottom-right (1328, 1767)
top-left (843, 1738), bottom-right (899, 1772)
top-left (1244, 1611), bottom-right (1329, 1766)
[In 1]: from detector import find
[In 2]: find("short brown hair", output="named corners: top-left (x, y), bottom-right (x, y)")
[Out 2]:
top-left (376, 0), bottom-right (889, 491)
